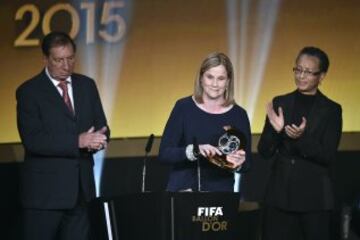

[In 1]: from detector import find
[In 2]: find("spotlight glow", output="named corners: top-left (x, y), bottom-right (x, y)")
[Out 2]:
top-left (226, 0), bottom-right (281, 192)
top-left (76, 0), bottom-right (133, 197)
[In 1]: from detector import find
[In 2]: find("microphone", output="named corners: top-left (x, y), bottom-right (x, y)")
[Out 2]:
top-left (142, 134), bottom-right (154, 193)
top-left (145, 134), bottom-right (154, 153)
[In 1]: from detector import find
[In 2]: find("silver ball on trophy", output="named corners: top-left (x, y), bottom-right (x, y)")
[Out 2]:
top-left (207, 127), bottom-right (247, 170)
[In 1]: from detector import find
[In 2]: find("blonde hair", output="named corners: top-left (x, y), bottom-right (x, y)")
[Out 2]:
top-left (193, 52), bottom-right (235, 106)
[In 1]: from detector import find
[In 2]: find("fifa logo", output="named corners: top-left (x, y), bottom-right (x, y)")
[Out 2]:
top-left (197, 207), bottom-right (223, 217)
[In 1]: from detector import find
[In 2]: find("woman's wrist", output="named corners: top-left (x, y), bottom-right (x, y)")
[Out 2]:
top-left (185, 144), bottom-right (198, 161)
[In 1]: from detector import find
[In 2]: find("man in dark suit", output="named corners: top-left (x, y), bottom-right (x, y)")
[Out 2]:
top-left (16, 32), bottom-right (110, 240)
top-left (258, 46), bottom-right (342, 240)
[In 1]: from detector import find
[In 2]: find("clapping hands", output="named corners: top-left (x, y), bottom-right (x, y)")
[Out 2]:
top-left (266, 102), bottom-right (306, 139)
top-left (79, 126), bottom-right (108, 151)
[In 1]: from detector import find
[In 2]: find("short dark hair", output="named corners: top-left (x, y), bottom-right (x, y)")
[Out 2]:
top-left (41, 32), bottom-right (76, 57)
top-left (296, 46), bottom-right (329, 73)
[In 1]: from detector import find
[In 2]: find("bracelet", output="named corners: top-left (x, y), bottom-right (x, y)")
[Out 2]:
top-left (185, 144), bottom-right (198, 161)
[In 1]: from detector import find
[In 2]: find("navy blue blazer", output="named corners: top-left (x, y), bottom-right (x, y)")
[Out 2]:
top-left (16, 70), bottom-right (110, 209)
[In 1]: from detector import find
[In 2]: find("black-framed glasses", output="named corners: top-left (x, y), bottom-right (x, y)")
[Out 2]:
top-left (293, 67), bottom-right (321, 77)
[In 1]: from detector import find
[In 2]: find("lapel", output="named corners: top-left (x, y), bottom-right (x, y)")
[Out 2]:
top-left (305, 90), bottom-right (327, 135)
top-left (71, 74), bottom-right (83, 121)
top-left (39, 70), bottom-right (76, 120)
top-left (283, 91), bottom-right (296, 126)
top-left (284, 90), bottom-right (328, 135)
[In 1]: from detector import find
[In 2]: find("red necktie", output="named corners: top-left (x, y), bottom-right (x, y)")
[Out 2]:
top-left (58, 81), bottom-right (74, 115)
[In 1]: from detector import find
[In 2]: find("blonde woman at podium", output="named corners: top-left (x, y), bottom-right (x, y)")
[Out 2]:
top-left (158, 52), bottom-right (252, 192)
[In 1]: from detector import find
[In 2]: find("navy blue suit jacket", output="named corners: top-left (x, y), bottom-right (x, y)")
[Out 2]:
top-left (16, 70), bottom-right (109, 209)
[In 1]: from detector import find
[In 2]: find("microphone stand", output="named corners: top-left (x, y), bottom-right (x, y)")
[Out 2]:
top-left (142, 134), bottom-right (154, 193)
top-left (193, 137), bottom-right (201, 192)
top-left (197, 158), bottom-right (201, 192)
top-left (141, 153), bottom-right (148, 193)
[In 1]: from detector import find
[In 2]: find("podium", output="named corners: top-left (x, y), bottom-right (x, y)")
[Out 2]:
top-left (90, 192), bottom-right (242, 240)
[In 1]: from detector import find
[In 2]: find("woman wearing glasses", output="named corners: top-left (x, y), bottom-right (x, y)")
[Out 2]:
top-left (258, 46), bottom-right (342, 240)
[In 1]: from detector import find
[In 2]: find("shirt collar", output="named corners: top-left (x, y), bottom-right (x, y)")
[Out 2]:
top-left (45, 67), bottom-right (72, 87)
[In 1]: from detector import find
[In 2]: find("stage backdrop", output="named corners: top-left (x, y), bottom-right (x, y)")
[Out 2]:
top-left (1, 0), bottom-right (359, 143)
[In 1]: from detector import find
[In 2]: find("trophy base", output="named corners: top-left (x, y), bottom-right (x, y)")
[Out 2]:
top-left (207, 155), bottom-right (235, 171)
